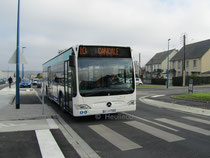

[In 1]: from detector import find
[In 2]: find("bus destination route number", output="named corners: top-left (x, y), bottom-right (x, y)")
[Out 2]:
top-left (79, 46), bottom-right (131, 58)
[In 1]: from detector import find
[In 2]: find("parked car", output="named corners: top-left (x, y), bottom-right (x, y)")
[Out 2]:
top-left (20, 79), bottom-right (31, 88)
top-left (32, 78), bottom-right (39, 85)
top-left (0, 78), bottom-right (6, 85)
top-left (37, 80), bottom-right (42, 88)
top-left (136, 78), bottom-right (143, 85)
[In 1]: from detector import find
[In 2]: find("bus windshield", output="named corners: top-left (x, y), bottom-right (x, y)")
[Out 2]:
top-left (78, 57), bottom-right (134, 97)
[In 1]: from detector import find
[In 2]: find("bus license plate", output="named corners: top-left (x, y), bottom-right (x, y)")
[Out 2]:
top-left (102, 109), bottom-right (116, 114)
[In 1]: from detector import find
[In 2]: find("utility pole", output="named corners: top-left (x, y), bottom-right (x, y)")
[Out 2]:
top-left (151, 58), bottom-right (153, 80)
top-left (166, 39), bottom-right (171, 89)
top-left (139, 53), bottom-right (141, 77)
top-left (16, 0), bottom-right (20, 109)
top-left (182, 35), bottom-right (186, 87)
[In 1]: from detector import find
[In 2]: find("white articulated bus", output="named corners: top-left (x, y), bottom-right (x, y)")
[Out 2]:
top-left (43, 45), bottom-right (136, 116)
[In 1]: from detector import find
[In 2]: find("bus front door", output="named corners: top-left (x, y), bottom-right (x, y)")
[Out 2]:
top-left (64, 61), bottom-right (73, 112)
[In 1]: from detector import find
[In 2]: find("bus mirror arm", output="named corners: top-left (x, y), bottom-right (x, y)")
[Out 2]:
top-left (69, 55), bottom-right (75, 67)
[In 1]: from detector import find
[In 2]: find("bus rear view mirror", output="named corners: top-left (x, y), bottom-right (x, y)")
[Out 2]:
top-left (69, 56), bottom-right (75, 67)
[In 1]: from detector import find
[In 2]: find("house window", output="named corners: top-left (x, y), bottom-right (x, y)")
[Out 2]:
top-left (178, 61), bottom-right (181, 69)
top-left (147, 66), bottom-right (150, 72)
top-left (155, 64), bottom-right (158, 70)
top-left (178, 71), bottom-right (181, 76)
top-left (172, 61), bottom-right (175, 69)
top-left (193, 60), bottom-right (197, 67)
top-left (186, 72), bottom-right (189, 76)
top-left (186, 60), bottom-right (189, 68)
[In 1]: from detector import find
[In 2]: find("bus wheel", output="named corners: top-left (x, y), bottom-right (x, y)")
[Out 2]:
top-left (59, 95), bottom-right (65, 111)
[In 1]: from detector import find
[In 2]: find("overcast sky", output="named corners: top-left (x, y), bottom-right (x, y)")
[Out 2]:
top-left (0, 0), bottom-right (210, 71)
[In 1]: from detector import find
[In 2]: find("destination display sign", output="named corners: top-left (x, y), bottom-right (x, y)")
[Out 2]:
top-left (78, 46), bottom-right (131, 58)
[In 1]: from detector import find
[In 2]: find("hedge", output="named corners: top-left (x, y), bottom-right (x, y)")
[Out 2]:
top-left (172, 76), bottom-right (210, 86)
top-left (151, 78), bottom-right (166, 85)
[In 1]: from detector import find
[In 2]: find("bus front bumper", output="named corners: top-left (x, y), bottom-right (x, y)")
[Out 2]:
top-left (73, 105), bottom-right (136, 117)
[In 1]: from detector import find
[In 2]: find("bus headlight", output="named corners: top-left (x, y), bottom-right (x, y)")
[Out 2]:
top-left (76, 104), bottom-right (91, 110)
top-left (127, 100), bottom-right (135, 105)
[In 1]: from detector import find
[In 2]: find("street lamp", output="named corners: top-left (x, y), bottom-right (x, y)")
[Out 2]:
top-left (166, 38), bottom-right (171, 89)
top-left (22, 47), bottom-right (26, 79)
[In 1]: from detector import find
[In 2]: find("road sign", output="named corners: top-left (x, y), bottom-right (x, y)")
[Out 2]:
top-left (8, 50), bottom-right (27, 64)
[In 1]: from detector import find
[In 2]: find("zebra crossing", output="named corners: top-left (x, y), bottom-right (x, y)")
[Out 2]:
top-left (35, 129), bottom-right (65, 158)
top-left (0, 119), bottom-right (66, 158)
top-left (1, 115), bottom-right (210, 157)
top-left (89, 124), bottom-right (141, 151)
top-left (155, 118), bottom-right (210, 136)
top-left (124, 121), bottom-right (184, 142)
top-left (88, 115), bottom-right (210, 151)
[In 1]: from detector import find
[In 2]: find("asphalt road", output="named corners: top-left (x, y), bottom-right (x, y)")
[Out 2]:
top-left (0, 128), bottom-right (80, 158)
top-left (33, 86), bottom-right (210, 158)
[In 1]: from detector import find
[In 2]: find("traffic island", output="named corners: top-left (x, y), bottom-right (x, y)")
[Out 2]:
top-left (173, 93), bottom-right (210, 103)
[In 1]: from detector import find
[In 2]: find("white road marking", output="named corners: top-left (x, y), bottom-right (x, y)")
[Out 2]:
top-left (151, 95), bottom-right (165, 98)
top-left (36, 129), bottom-right (65, 158)
top-left (182, 116), bottom-right (210, 125)
top-left (0, 123), bottom-right (26, 128)
top-left (46, 119), bottom-right (58, 129)
top-left (56, 115), bottom-right (100, 158)
top-left (123, 112), bottom-right (178, 132)
top-left (33, 88), bottom-right (43, 103)
top-left (0, 120), bottom-right (49, 132)
top-left (124, 121), bottom-right (184, 142)
top-left (156, 118), bottom-right (210, 136)
top-left (89, 124), bottom-right (142, 151)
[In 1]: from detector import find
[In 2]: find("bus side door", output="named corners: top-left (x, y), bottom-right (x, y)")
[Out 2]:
top-left (64, 61), bottom-right (73, 112)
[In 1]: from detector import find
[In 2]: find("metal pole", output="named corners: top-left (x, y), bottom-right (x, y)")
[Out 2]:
top-left (16, 0), bottom-right (20, 109)
top-left (139, 53), bottom-right (141, 77)
top-left (42, 79), bottom-right (45, 115)
top-left (167, 39), bottom-right (171, 89)
top-left (22, 47), bottom-right (26, 79)
top-left (183, 35), bottom-right (186, 87)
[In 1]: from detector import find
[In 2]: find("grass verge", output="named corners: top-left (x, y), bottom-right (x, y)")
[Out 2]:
top-left (136, 85), bottom-right (164, 88)
top-left (173, 93), bottom-right (210, 102)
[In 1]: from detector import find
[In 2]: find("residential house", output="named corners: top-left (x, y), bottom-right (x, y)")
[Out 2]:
top-left (134, 60), bottom-right (140, 77)
top-left (145, 49), bottom-right (178, 78)
top-left (170, 39), bottom-right (210, 77)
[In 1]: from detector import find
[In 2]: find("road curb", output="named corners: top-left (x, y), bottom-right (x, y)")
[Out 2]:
top-left (170, 95), bottom-right (210, 104)
top-left (9, 95), bottom-right (16, 105)
top-left (55, 115), bottom-right (101, 158)
top-left (0, 114), bottom-right (58, 122)
top-left (139, 96), bottom-right (210, 117)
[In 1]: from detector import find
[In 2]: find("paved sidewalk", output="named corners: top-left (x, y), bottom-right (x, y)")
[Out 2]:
top-left (0, 85), bottom-right (82, 158)
top-left (0, 85), bottom-right (57, 121)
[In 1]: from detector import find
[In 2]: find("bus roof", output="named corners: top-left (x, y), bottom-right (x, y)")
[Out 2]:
top-left (42, 47), bottom-right (73, 68)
